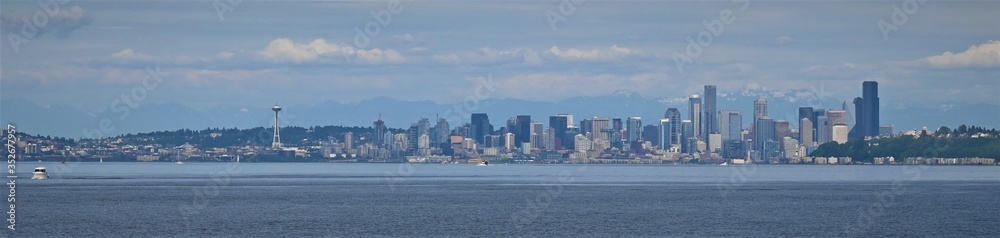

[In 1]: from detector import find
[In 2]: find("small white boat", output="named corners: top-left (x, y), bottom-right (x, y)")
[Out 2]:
top-left (176, 160), bottom-right (184, 165)
top-left (719, 162), bottom-right (728, 166)
top-left (477, 161), bottom-right (489, 166)
top-left (32, 167), bottom-right (48, 180)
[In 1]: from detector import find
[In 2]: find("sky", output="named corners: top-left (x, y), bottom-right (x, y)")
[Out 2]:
top-left (2, 0), bottom-right (998, 116)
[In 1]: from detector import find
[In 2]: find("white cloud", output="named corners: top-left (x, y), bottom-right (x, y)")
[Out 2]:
top-left (257, 38), bottom-right (404, 64)
top-left (391, 33), bottom-right (424, 45)
top-left (919, 40), bottom-right (1000, 68)
top-left (432, 47), bottom-right (541, 65)
top-left (546, 45), bottom-right (633, 60)
top-left (110, 48), bottom-right (151, 60)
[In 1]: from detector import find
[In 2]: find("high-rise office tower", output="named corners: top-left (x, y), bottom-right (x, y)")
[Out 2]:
top-left (642, 124), bottom-right (659, 146)
top-left (344, 132), bottom-right (353, 150)
top-left (504, 133), bottom-right (515, 151)
top-left (471, 113), bottom-right (492, 144)
top-left (850, 81), bottom-right (880, 139)
top-left (549, 115), bottom-right (570, 149)
top-left (516, 115), bottom-right (531, 144)
top-left (862, 81), bottom-right (879, 137)
top-left (817, 115), bottom-right (830, 144)
top-left (850, 97), bottom-right (864, 139)
top-left (580, 118), bottom-right (593, 136)
top-left (626, 117), bottom-right (642, 142)
top-left (592, 117), bottom-right (611, 142)
top-left (530, 121), bottom-right (543, 149)
top-left (753, 98), bottom-right (768, 122)
top-left (774, 120), bottom-right (790, 142)
top-left (681, 120), bottom-right (694, 154)
top-left (798, 107), bottom-right (814, 138)
top-left (754, 118), bottom-right (775, 161)
top-left (689, 94), bottom-right (702, 141)
top-left (434, 118), bottom-right (449, 146)
top-left (659, 119), bottom-right (671, 151)
top-left (665, 108), bottom-right (682, 146)
top-left (826, 110), bottom-right (847, 128)
top-left (800, 118), bottom-right (814, 147)
top-left (373, 114), bottom-right (386, 145)
top-left (417, 118), bottom-right (430, 137)
top-left (704, 85), bottom-right (718, 136)
top-left (719, 111), bottom-right (741, 141)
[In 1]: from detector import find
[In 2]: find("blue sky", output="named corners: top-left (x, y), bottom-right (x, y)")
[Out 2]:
top-left (2, 0), bottom-right (998, 116)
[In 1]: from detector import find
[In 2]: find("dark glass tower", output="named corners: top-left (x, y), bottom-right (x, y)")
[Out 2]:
top-left (515, 115), bottom-right (531, 144)
top-left (704, 85), bottom-right (717, 136)
top-left (549, 115), bottom-right (569, 149)
top-left (471, 113), bottom-right (492, 144)
top-left (862, 81), bottom-right (879, 137)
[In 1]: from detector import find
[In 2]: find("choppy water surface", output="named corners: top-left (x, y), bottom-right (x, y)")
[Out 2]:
top-left (8, 162), bottom-right (1000, 237)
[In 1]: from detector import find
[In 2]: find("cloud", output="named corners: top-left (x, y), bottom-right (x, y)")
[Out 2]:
top-left (776, 36), bottom-right (793, 45)
top-left (546, 45), bottom-right (633, 61)
top-left (110, 48), bottom-right (151, 60)
top-left (391, 33), bottom-right (425, 45)
top-left (432, 47), bottom-right (541, 65)
top-left (257, 38), bottom-right (404, 64)
top-left (0, 5), bottom-right (94, 38)
top-left (917, 40), bottom-right (1000, 68)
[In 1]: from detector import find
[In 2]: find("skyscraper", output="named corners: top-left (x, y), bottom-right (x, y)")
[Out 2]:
top-left (774, 120), bottom-right (790, 142)
top-left (549, 115), bottom-right (569, 149)
top-left (373, 114), bottom-right (386, 144)
top-left (719, 111), bottom-right (741, 141)
top-left (471, 113), bottom-right (492, 144)
top-left (681, 120), bottom-right (694, 154)
top-left (530, 121), bottom-right (543, 149)
top-left (592, 117), bottom-right (610, 142)
top-left (850, 97), bottom-right (864, 139)
top-left (862, 81), bottom-right (880, 137)
top-left (704, 85), bottom-right (718, 136)
top-left (516, 115), bottom-right (531, 144)
top-left (753, 97), bottom-right (768, 122)
top-left (344, 132), bottom-right (353, 150)
top-left (800, 118), bottom-right (814, 147)
top-left (658, 119), bottom-right (671, 151)
top-left (689, 95), bottom-right (702, 141)
top-left (798, 107), bottom-right (814, 139)
top-left (626, 117), bottom-right (642, 142)
top-left (642, 124), bottom-right (659, 146)
top-left (850, 81), bottom-right (880, 139)
top-left (665, 108), bottom-right (682, 146)
top-left (434, 118), bottom-right (449, 146)
top-left (754, 118), bottom-right (775, 161)
top-left (817, 115), bottom-right (830, 145)
top-left (417, 118), bottom-right (430, 137)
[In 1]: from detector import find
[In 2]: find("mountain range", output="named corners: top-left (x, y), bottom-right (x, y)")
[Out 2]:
top-left (2, 87), bottom-right (998, 139)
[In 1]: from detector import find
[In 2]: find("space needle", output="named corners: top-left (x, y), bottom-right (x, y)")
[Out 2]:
top-left (271, 104), bottom-right (282, 148)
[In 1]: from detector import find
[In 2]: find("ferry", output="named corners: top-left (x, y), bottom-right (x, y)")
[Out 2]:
top-left (32, 167), bottom-right (49, 180)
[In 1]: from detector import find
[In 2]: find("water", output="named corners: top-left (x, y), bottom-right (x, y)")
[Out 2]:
top-left (7, 162), bottom-right (1000, 237)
